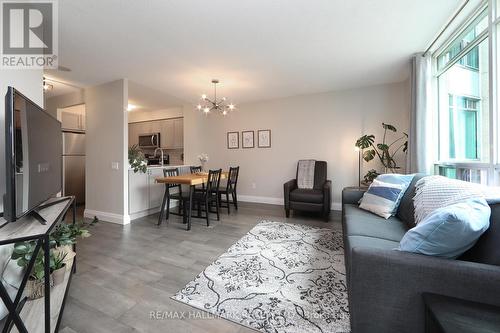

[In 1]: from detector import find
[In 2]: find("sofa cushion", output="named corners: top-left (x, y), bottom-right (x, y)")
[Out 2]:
top-left (347, 235), bottom-right (400, 253)
top-left (396, 173), bottom-right (426, 228)
top-left (290, 188), bottom-right (323, 204)
top-left (398, 198), bottom-right (491, 259)
top-left (460, 203), bottom-right (500, 266)
top-left (344, 204), bottom-right (407, 242)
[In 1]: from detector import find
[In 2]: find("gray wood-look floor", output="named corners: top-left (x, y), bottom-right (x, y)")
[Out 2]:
top-left (59, 203), bottom-right (341, 333)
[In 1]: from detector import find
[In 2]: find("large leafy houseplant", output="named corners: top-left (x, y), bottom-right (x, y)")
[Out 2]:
top-left (128, 144), bottom-right (147, 174)
top-left (355, 123), bottom-right (408, 182)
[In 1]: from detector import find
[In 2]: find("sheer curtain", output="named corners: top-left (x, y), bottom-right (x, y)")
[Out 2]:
top-left (407, 53), bottom-right (433, 174)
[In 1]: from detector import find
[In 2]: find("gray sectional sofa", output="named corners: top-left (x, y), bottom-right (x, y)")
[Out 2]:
top-left (342, 174), bottom-right (500, 333)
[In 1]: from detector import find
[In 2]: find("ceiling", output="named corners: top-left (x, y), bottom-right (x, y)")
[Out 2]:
top-left (46, 0), bottom-right (463, 105)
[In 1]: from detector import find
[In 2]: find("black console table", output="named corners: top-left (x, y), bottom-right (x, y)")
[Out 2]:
top-left (423, 293), bottom-right (500, 333)
top-left (0, 196), bottom-right (76, 333)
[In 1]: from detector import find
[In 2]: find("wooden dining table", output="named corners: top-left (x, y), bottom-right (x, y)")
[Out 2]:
top-left (155, 171), bottom-right (228, 230)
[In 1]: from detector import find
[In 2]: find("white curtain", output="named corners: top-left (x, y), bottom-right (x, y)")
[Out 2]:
top-left (407, 53), bottom-right (433, 174)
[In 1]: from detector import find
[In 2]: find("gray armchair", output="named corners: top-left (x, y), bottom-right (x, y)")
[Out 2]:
top-left (284, 161), bottom-right (331, 221)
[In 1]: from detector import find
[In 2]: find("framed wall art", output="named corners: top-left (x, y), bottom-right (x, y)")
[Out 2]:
top-left (258, 129), bottom-right (271, 148)
top-left (227, 131), bottom-right (239, 149)
top-left (242, 130), bottom-right (255, 148)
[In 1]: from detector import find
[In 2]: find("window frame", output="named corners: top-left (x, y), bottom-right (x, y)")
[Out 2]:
top-left (433, 0), bottom-right (498, 185)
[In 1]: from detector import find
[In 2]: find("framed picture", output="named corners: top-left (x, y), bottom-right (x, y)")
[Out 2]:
top-left (258, 129), bottom-right (271, 148)
top-left (242, 131), bottom-right (255, 148)
top-left (227, 131), bottom-right (239, 149)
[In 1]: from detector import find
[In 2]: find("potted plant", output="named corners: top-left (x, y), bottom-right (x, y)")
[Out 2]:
top-left (11, 242), bottom-right (50, 300)
top-left (128, 144), bottom-right (147, 173)
top-left (51, 217), bottom-right (97, 269)
top-left (51, 252), bottom-right (67, 285)
top-left (355, 123), bottom-right (408, 183)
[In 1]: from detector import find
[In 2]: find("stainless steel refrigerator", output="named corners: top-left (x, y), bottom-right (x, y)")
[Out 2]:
top-left (62, 131), bottom-right (85, 204)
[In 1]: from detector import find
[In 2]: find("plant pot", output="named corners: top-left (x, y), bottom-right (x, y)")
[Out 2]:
top-left (53, 245), bottom-right (76, 271)
top-left (51, 265), bottom-right (66, 286)
top-left (26, 278), bottom-right (52, 300)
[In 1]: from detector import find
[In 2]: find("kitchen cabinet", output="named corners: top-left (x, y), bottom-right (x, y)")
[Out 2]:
top-left (148, 168), bottom-right (165, 208)
top-left (128, 168), bottom-right (165, 215)
top-left (59, 104), bottom-right (86, 131)
top-left (128, 170), bottom-right (149, 214)
top-left (129, 117), bottom-right (183, 149)
top-left (128, 122), bottom-right (141, 147)
top-left (160, 120), bottom-right (175, 148)
top-left (173, 118), bottom-right (184, 148)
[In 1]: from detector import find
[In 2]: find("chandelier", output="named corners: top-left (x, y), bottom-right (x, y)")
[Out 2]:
top-left (196, 79), bottom-right (235, 115)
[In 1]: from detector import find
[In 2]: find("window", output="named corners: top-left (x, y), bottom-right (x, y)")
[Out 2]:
top-left (448, 95), bottom-right (479, 159)
top-left (437, 38), bottom-right (489, 163)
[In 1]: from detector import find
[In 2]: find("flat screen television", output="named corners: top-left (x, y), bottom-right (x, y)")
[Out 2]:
top-left (2, 87), bottom-right (62, 223)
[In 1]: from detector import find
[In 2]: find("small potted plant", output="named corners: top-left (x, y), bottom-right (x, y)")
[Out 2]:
top-left (51, 217), bottom-right (97, 270)
top-left (51, 252), bottom-right (67, 286)
top-left (11, 242), bottom-right (50, 300)
top-left (129, 144), bottom-right (147, 173)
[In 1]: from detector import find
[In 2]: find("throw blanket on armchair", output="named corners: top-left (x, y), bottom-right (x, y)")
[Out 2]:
top-left (413, 175), bottom-right (500, 225)
top-left (297, 160), bottom-right (316, 189)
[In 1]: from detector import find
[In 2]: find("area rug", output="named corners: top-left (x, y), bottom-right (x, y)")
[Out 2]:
top-left (172, 221), bottom-right (350, 333)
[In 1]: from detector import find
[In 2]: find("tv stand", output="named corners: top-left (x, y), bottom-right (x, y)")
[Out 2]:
top-left (28, 210), bottom-right (47, 225)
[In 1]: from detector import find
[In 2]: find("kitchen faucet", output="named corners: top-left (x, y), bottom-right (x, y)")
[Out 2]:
top-left (154, 147), bottom-right (164, 166)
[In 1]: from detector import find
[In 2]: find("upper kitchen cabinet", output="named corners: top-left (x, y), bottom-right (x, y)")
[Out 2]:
top-left (160, 119), bottom-right (175, 148)
top-left (173, 118), bottom-right (183, 148)
top-left (58, 104), bottom-right (86, 131)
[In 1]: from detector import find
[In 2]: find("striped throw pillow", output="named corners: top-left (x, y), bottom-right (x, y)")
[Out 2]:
top-left (359, 178), bottom-right (406, 219)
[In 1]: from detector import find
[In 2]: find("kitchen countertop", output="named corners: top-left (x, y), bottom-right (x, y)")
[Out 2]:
top-left (128, 164), bottom-right (189, 171)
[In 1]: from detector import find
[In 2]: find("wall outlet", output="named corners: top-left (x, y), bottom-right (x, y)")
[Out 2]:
top-left (111, 162), bottom-right (119, 170)
top-left (251, 182), bottom-right (256, 189)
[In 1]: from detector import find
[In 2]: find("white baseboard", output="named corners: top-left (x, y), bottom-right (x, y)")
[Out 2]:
top-left (238, 195), bottom-right (283, 205)
top-left (84, 209), bottom-right (131, 225)
top-left (238, 195), bottom-right (341, 211)
top-left (128, 201), bottom-right (179, 221)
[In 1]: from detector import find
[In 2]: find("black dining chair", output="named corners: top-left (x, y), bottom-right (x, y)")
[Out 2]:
top-left (181, 169), bottom-right (222, 227)
top-left (219, 166), bottom-right (239, 214)
top-left (158, 168), bottom-right (183, 225)
top-left (190, 165), bottom-right (205, 192)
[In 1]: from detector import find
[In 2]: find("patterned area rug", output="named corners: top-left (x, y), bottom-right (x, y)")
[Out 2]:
top-left (172, 221), bottom-right (350, 333)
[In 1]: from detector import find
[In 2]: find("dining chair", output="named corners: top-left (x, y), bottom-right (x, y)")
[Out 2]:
top-left (181, 169), bottom-right (222, 226)
top-left (190, 165), bottom-right (205, 192)
top-left (219, 166), bottom-right (240, 214)
top-left (158, 168), bottom-right (182, 225)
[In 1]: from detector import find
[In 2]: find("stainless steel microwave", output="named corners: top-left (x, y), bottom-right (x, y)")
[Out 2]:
top-left (138, 133), bottom-right (160, 148)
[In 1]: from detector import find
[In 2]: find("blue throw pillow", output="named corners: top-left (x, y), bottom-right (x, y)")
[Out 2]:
top-left (359, 173), bottom-right (415, 219)
top-left (398, 198), bottom-right (490, 259)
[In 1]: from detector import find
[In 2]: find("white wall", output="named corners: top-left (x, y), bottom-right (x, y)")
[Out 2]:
top-left (128, 107), bottom-right (183, 123)
top-left (84, 79), bottom-right (129, 224)
top-left (0, 69), bottom-right (44, 213)
top-left (186, 81), bottom-right (410, 209)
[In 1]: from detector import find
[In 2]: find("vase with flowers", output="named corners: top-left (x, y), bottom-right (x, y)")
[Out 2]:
top-left (197, 153), bottom-right (209, 171)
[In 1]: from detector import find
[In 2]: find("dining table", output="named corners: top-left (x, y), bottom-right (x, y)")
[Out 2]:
top-left (155, 171), bottom-right (228, 230)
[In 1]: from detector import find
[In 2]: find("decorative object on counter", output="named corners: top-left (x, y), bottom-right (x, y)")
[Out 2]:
top-left (196, 79), bottom-right (236, 115)
top-left (197, 153), bottom-right (209, 171)
top-left (257, 129), bottom-right (271, 148)
top-left (128, 144), bottom-right (147, 173)
top-left (355, 123), bottom-right (408, 181)
top-left (227, 131), bottom-right (239, 149)
top-left (242, 130), bottom-right (254, 148)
